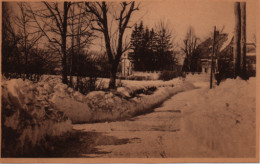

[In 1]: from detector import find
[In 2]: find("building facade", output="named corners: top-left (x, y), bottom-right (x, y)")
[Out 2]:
top-left (121, 53), bottom-right (133, 77)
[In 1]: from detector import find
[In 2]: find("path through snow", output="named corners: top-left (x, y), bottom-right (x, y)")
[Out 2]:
top-left (48, 77), bottom-right (255, 158)
top-left (71, 88), bottom-right (216, 157)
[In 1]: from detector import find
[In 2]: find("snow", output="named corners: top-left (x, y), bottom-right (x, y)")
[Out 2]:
top-left (116, 78), bottom-right (182, 96)
top-left (37, 75), bottom-right (194, 123)
top-left (2, 78), bottom-right (72, 155)
top-left (185, 73), bottom-right (212, 88)
top-left (72, 76), bottom-right (256, 157)
top-left (182, 77), bottom-right (256, 157)
top-left (50, 94), bottom-right (92, 123)
top-left (2, 74), bottom-right (255, 157)
top-left (53, 81), bottom-right (195, 123)
top-left (219, 33), bottom-right (233, 52)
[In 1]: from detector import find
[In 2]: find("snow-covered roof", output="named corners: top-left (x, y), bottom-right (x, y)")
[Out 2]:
top-left (219, 33), bottom-right (233, 52)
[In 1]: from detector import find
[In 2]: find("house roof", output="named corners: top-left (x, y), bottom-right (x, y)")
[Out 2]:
top-left (197, 32), bottom-right (228, 59)
top-left (219, 33), bottom-right (233, 52)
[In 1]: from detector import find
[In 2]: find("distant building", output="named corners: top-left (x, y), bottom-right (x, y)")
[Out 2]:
top-left (219, 37), bottom-right (256, 73)
top-left (197, 32), bottom-right (228, 74)
top-left (121, 53), bottom-right (133, 77)
top-left (201, 59), bottom-right (212, 74)
top-left (245, 43), bottom-right (256, 76)
top-left (197, 32), bottom-right (256, 76)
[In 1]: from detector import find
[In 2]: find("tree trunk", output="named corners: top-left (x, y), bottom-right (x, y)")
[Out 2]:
top-left (25, 46), bottom-right (29, 79)
top-left (62, 2), bottom-right (69, 84)
top-left (62, 53), bottom-right (68, 84)
top-left (70, 36), bottom-right (74, 87)
top-left (240, 2), bottom-right (247, 79)
top-left (23, 14), bottom-right (29, 80)
top-left (70, 5), bottom-right (75, 87)
top-left (109, 62), bottom-right (118, 89)
top-left (233, 2), bottom-right (241, 77)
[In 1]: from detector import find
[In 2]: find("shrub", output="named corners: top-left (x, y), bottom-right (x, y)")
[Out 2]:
top-left (159, 70), bottom-right (179, 81)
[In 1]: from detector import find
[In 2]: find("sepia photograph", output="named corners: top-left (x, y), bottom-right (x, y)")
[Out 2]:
top-left (1, 0), bottom-right (258, 162)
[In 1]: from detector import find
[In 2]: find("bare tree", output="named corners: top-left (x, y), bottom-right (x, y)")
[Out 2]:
top-left (28, 2), bottom-right (94, 85)
top-left (155, 20), bottom-right (177, 70)
top-left (2, 2), bottom-right (21, 77)
top-left (84, 2), bottom-right (140, 89)
top-left (15, 2), bottom-right (43, 79)
top-left (181, 27), bottom-right (199, 72)
top-left (67, 3), bottom-right (94, 88)
top-left (28, 2), bottom-right (72, 84)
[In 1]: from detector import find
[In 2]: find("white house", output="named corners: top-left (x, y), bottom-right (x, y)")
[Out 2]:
top-left (121, 53), bottom-right (133, 77)
top-left (201, 58), bottom-right (212, 74)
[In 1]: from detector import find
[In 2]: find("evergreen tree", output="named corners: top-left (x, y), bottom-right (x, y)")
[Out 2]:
top-left (130, 21), bottom-right (176, 71)
top-left (148, 28), bottom-right (158, 71)
top-left (130, 21), bottom-right (145, 71)
top-left (142, 27), bottom-right (152, 71)
top-left (155, 21), bottom-right (175, 70)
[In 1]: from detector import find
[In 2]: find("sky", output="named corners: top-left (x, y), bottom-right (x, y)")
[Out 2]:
top-left (90, 0), bottom-right (256, 52)
top-left (9, 0), bottom-right (257, 52)
top-left (135, 0), bottom-right (256, 44)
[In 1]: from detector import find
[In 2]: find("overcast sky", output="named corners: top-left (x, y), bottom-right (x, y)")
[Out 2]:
top-left (92, 0), bottom-right (256, 51)
top-left (10, 0), bottom-right (257, 52)
top-left (137, 0), bottom-right (256, 43)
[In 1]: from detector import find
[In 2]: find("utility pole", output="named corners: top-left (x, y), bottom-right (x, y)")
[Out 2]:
top-left (240, 2), bottom-right (247, 79)
top-left (234, 2), bottom-right (241, 77)
top-left (210, 26), bottom-right (216, 89)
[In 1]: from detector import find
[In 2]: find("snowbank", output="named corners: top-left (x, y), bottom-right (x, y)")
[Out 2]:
top-left (50, 81), bottom-right (195, 123)
top-left (182, 77), bottom-right (256, 157)
top-left (49, 87), bottom-right (93, 123)
top-left (82, 81), bottom-right (195, 123)
top-left (39, 75), bottom-right (194, 123)
top-left (1, 79), bottom-right (72, 156)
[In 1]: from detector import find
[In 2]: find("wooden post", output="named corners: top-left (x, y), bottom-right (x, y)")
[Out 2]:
top-left (240, 2), bottom-right (247, 78)
top-left (233, 2), bottom-right (241, 77)
top-left (210, 26), bottom-right (216, 89)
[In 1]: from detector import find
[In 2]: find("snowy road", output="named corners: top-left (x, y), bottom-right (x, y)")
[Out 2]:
top-left (69, 87), bottom-right (215, 158)
top-left (47, 78), bottom-right (255, 158)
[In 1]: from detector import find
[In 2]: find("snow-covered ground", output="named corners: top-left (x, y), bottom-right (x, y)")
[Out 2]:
top-left (72, 76), bottom-right (256, 157)
top-left (1, 74), bottom-right (256, 157)
top-left (182, 77), bottom-right (256, 157)
top-left (185, 73), bottom-right (211, 88)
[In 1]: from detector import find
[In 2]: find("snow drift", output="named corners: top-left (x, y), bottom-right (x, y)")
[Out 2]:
top-left (182, 77), bottom-right (256, 157)
top-left (1, 78), bottom-right (72, 156)
top-left (40, 75), bottom-right (195, 123)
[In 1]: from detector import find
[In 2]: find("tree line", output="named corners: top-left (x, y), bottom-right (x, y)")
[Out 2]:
top-left (2, 1), bottom-right (140, 90)
top-left (2, 1), bottom-right (253, 90)
top-left (2, 3), bottom-right (56, 80)
top-left (2, 1), bottom-right (179, 89)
